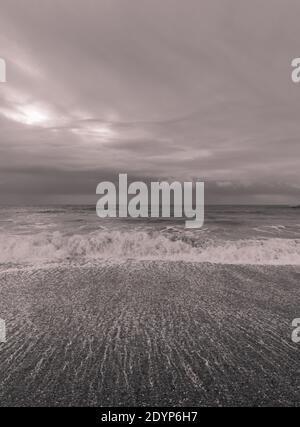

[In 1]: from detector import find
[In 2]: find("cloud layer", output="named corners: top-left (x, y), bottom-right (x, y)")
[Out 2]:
top-left (1, 0), bottom-right (300, 204)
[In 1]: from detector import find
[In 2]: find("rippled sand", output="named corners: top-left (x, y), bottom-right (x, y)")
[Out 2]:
top-left (0, 261), bottom-right (299, 407)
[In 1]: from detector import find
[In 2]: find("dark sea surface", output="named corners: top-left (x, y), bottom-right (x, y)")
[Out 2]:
top-left (0, 205), bottom-right (300, 267)
top-left (0, 205), bottom-right (299, 406)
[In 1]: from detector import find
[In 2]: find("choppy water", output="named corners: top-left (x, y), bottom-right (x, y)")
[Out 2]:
top-left (1, 205), bottom-right (300, 266)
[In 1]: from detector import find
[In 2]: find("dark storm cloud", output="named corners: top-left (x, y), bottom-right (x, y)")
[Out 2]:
top-left (1, 0), bottom-right (300, 203)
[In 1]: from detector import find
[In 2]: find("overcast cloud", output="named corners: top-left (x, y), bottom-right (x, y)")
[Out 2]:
top-left (1, 0), bottom-right (300, 204)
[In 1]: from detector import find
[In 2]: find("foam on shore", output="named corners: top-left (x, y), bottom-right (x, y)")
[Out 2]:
top-left (1, 230), bottom-right (300, 266)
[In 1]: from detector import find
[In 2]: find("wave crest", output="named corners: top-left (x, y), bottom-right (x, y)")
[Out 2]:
top-left (0, 231), bottom-right (300, 265)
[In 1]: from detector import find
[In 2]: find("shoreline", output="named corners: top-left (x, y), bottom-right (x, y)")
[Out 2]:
top-left (0, 261), bottom-right (299, 406)
top-left (2, 256), bottom-right (300, 273)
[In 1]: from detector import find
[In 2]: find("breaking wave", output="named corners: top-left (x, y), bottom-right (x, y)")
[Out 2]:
top-left (0, 230), bottom-right (300, 266)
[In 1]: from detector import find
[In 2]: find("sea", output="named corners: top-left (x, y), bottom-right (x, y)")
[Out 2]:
top-left (0, 205), bottom-right (299, 407)
top-left (0, 205), bottom-right (300, 267)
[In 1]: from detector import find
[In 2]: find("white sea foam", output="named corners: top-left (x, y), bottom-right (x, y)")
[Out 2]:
top-left (0, 230), bottom-right (300, 266)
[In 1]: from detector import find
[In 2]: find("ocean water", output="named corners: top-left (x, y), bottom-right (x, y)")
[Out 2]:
top-left (0, 205), bottom-right (299, 407)
top-left (0, 205), bottom-right (300, 267)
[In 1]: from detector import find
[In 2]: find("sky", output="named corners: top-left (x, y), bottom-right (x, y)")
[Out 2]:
top-left (1, 0), bottom-right (300, 204)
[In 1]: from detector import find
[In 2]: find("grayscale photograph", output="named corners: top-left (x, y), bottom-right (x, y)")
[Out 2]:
top-left (0, 0), bottom-right (299, 411)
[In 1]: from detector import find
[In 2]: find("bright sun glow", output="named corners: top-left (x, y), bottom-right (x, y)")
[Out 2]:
top-left (18, 105), bottom-right (50, 125)
top-left (0, 104), bottom-right (52, 126)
